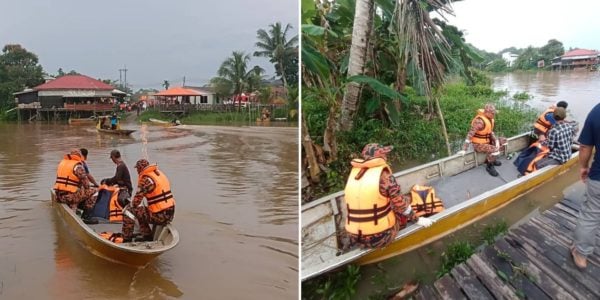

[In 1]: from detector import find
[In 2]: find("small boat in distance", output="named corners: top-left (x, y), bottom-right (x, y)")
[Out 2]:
top-left (68, 116), bottom-right (96, 125)
top-left (301, 133), bottom-right (579, 281)
top-left (149, 118), bottom-right (179, 127)
top-left (96, 115), bottom-right (136, 135)
top-left (51, 189), bottom-right (179, 266)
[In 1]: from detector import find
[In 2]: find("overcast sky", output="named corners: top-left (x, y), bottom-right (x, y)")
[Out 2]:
top-left (0, 0), bottom-right (298, 90)
top-left (446, 0), bottom-right (600, 53)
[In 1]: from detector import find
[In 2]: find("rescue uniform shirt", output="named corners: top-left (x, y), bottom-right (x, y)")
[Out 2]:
top-left (133, 176), bottom-right (155, 207)
top-left (379, 169), bottom-right (409, 215)
top-left (547, 121), bottom-right (576, 164)
top-left (578, 103), bottom-right (600, 180)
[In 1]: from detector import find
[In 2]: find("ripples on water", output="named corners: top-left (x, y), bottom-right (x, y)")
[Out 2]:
top-left (0, 123), bottom-right (298, 299)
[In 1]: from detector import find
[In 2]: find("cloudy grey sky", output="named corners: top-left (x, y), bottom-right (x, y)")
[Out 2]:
top-left (0, 0), bottom-right (298, 90)
top-left (446, 0), bottom-right (600, 53)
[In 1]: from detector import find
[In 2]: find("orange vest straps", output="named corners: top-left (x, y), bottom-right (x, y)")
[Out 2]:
top-left (55, 175), bottom-right (79, 187)
top-left (146, 190), bottom-right (174, 205)
top-left (346, 203), bottom-right (392, 225)
top-left (470, 112), bottom-right (494, 144)
top-left (410, 185), bottom-right (444, 217)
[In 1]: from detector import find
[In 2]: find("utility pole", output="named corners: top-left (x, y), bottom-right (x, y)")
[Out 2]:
top-left (119, 65), bottom-right (128, 91)
top-left (183, 76), bottom-right (186, 87)
top-left (118, 69), bottom-right (123, 87)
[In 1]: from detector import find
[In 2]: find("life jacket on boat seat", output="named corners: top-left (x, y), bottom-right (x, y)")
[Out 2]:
top-left (470, 110), bottom-right (494, 145)
top-left (410, 185), bottom-right (444, 217)
top-left (99, 231), bottom-right (124, 243)
top-left (534, 108), bottom-right (554, 134)
top-left (344, 158), bottom-right (396, 236)
top-left (53, 154), bottom-right (84, 193)
top-left (139, 165), bottom-right (175, 213)
top-left (101, 184), bottom-right (124, 222)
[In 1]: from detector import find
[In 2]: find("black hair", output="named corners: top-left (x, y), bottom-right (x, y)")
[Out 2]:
top-left (80, 148), bottom-right (88, 158)
top-left (110, 149), bottom-right (121, 158)
top-left (557, 101), bottom-right (568, 108)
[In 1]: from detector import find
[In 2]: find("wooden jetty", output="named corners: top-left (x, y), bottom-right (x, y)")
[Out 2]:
top-left (412, 197), bottom-right (599, 300)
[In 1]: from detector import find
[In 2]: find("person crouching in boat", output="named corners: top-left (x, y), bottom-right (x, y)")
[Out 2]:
top-left (533, 101), bottom-right (568, 142)
top-left (121, 159), bottom-right (175, 242)
top-left (344, 144), bottom-right (435, 249)
top-left (53, 149), bottom-right (98, 210)
top-left (458, 103), bottom-right (504, 177)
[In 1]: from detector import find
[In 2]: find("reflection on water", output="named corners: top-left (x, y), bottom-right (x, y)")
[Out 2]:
top-left (0, 122), bottom-right (298, 298)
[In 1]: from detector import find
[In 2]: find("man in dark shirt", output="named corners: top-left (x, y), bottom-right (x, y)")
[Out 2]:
top-left (572, 103), bottom-right (600, 269)
top-left (102, 149), bottom-right (133, 206)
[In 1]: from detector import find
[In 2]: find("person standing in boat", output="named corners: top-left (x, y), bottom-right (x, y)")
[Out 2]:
top-left (53, 149), bottom-right (98, 210)
top-left (110, 113), bottom-right (118, 130)
top-left (534, 107), bottom-right (578, 169)
top-left (458, 103), bottom-right (503, 177)
top-left (121, 159), bottom-right (176, 242)
top-left (572, 103), bottom-right (600, 270)
top-left (344, 144), bottom-right (434, 249)
top-left (101, 150), bottom-right (133, 206)
top-left (533, 101), bottom-right (568, 141)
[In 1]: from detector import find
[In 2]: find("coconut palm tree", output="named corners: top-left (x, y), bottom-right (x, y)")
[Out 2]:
top-left (215, 51), bottom-right (265, 107)
top-left (254, 22), bottom-right (298, 88)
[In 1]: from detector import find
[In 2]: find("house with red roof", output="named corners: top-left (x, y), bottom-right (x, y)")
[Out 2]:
top-left (551, 49), bottom-right (599, 70)
top-left (13, 74), bottom-right (123, 119)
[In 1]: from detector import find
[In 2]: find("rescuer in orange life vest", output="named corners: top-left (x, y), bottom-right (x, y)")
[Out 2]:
top-left (121, 159), bottom-right (175, 242)
top-left (344, 144), bottom-right (435, 249)
top-left (53, 148), bottom-right (98, 210)
top-left (533, 101), bottom-right (568, 141)
top-left (458, 103), bottom-right (505, 177)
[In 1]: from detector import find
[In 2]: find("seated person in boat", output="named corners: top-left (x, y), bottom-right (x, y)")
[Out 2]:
top-left (79, 148), bottom-right (99, 187)
top-left (535, 107), bottom-right (578, 169)
top-left (101, 150), bottom-right (133, 205)
top-left (533, 101), bottom-right (568, 141)
top-left (53, 149), bottom-right (98, 210)
top-left (261, 108), bottom-right (270, 121)
top-left (121, 159), bottom-right (176, 242)
top-left (344, 144), bottom-right (434, 249)
top-left (99, 117), bottom-right (110, 129)
top-left (459, 103), bottom-right (504, 177)
top-left (171, 118), bottom-right (181, 126)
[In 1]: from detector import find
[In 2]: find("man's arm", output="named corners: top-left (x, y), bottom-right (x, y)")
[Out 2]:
top-left (462, 119), bottom-right (484, 151)
top-left (381, 169), bottom-right (412, 218)
top-left (132, 175), bottom-right (155, 207)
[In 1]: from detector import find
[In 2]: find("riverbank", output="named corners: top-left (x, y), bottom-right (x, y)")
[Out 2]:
top-left (137, 109), bottom-right (298, 126)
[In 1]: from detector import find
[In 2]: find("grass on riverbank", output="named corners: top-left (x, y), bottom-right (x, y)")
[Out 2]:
top-left (138, 108), bottom-right (298, 125)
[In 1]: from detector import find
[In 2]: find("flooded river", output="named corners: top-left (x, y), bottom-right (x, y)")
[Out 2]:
top-left (351, 70), bottom-right (600, 298)
top-left (0, 122), bottom-right (298, 299)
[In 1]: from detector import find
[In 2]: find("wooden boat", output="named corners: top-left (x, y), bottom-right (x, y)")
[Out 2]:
top-left (301, 133), bottom-right (579, 281)
top-left (96, 115), bottom-right (136, 135)
top-left (149, 118), bottom-right (170, 125)
top-left (68, 116), bottom-right (96, 125)
top-left (51, 189), bottom-right (179, 266)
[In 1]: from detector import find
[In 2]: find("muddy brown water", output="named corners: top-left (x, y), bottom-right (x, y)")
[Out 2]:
top-left (0, 122), bottom-right (298, 299)
top-left (351, 70), bottom-right (600, 299)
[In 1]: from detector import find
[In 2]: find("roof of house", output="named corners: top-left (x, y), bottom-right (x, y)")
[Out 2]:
top-left (34, 75), bottom-right (114, 91)
top-left (154, 87), bottom-right (203, 96)
top-left (562, 49), bottom-right (599, 58)
top-left (183, 85), bottom-right (215, 94)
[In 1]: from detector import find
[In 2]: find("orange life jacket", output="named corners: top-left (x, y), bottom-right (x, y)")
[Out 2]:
top-left (410, 185), bottom-right (444, 217)
top-left (525, 142), bottom-right (550, 175)
top-left (139, 165), bottom-right (175, 213)
top-left (99, 231), bottom-right (124, 243)
top-left (53, 154), bottom-right (84, 193)
top-left (470, 110), bottom-right (494, 144)
top-left (344, 158), bottom-right (396, 236)
top-left (99, 184), bottom-right (123, 222)
top-left (534, 108), bottom-right (554, 134)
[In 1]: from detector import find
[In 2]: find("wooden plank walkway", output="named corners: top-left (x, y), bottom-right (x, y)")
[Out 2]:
top-left (419, 197), bottom-right (600, 299)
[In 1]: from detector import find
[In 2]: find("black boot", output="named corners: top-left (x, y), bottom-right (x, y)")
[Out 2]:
top-left (492, 160), bottom-right (502, 166)
top-left (486, 164), bottom-right (499, 177)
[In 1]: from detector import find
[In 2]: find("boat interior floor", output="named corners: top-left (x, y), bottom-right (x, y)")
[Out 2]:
top-left (430, 156), bottom-right (520, 209)
top-left (86, 221), bottom-right (164, 247)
